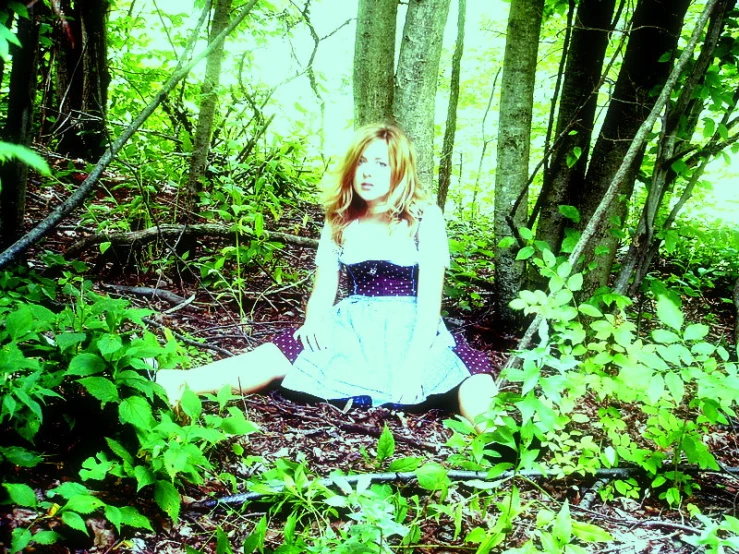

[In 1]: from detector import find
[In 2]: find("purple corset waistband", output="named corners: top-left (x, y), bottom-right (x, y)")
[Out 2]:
top-left (344, 260), bottom-right (418, 297)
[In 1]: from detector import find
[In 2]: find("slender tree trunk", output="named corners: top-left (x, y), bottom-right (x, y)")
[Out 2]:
top-left (437, 0), bottom-right (466, 212)
top-left (575, 0), bottom-right (690, 292)
top-left (393, 0), bottom-right (452, 190)
top-left (353, 0), bottom-right (397, 127)
top-left (534, 0), bottom-right (616, 253)
top-left (53, 0), bottom-right (110, 160)
top-left (493, 0), bottom-right (544, 331)
top-left (183, 0), bottom-right (232, 219)
top-left (614, 0), bottom-right (736, 295)
top-left (0, 5), bottom-right (43, 251)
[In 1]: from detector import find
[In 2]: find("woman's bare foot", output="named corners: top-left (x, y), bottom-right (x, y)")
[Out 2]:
top-left (154, 369), bottom-right (187, 407)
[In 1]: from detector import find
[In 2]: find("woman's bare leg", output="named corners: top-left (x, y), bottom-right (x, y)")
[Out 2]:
top-left (458, 373), bottom-right (499, 433)
top-left (155, 343), bottom-right (293, 406)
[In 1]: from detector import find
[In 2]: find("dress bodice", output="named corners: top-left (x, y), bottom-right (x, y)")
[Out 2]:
top-left (343, 260), bottom-right (419, 297)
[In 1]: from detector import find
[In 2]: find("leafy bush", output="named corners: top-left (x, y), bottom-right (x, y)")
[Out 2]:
top-left (0, 266), bottom-right (260, 549)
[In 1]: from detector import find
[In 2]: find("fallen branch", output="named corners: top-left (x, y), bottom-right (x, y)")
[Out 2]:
top-left (189, 465), bottom-right (739, 510)
top-left (65, 224), bottom-right (318, 258)
top-left (102, 284), bottom-right (188, 306)
top-left (0, 0), bottom-right (261, 271)
top-left (142, 317), bottom-right (235, 358)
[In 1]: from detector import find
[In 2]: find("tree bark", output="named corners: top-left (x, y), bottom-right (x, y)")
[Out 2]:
top-left (52, 0), bottom-right (111, 160)
top-left (493, 0), bottom-right (544, 331)
top-left (393, 0), bottom-right (452, 189)
top-left (534, 0), bottom-right (617, 253)
top-left (614, 0), bottom-right (737, 295)
top-left (502, 0), bottom-right (719, 371)
top-left (575, 0), bottom-right (690, 292)
top-left (0, 4), bottom-right (43, 251)
top-left (0, 0), bottom-right (259, 271)
top-left (183, 0), bottom-right (233, 218)
top-left (437, 0), bottom-right (466, 212)
top-left (353, 0), bottom-right (397, 127)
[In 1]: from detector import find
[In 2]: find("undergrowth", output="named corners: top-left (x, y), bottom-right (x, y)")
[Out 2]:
top-left (1, 240), bottom-right (737, 553)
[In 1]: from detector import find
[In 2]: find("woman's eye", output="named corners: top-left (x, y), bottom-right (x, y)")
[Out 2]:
top-left (378, 162), bottom-right (388, 167)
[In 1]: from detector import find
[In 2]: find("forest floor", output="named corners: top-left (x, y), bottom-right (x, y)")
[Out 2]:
top-left (2, 172), bottom-right (738, 553)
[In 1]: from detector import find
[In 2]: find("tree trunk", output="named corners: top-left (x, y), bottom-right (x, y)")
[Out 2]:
top-left (493, 0), bottom-right (544, 331)
top-left (534, 0), bottom-right (616, 254)
top-left (0, 5), bottom-right (43, 251)
top-left (437, 0), bottom-right (466, 212)
top-left (353, 0), bottom-right (397, 127)
top-left (614, 0), bottom-right (736, 295)
top-left (53, 0), bottom-right (110, 160)
top-left (393, 0), bottom-right (451, 190)
top-left (575, 0), bottom-right (690, 292)
top-left (183, 0), bottom-right (233, 219)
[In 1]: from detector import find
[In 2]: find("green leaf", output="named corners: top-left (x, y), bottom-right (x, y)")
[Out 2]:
top-left (2, 483), bottom-right (37, 507)
top-left (683, 323), bottom-right (709, 342)
top-left (78, 377), bottom-right (120, 406)
top-left (67, 353), bottom-right (106, 376)
top-left (572, 521), bottom-right (613, 542)
top-left (516, 246), bottom-right (535, 260)
top-left (566, 273), bottom-right (583, 292)
top-left (154, 480), bottom-right (181, 521)
top-left (558, 205), bottom-right (580, 223)
top-left (119, 396), bottom-right (155, 430)
top-left (55, 332), bottom-right (87, 353)
top-left (242, 515), bottom-right (267, 554)
top-left (652, 329), bottom-right (680, 344)
top-left (104, 505), bottom-right (122, 533)
top-left (179, 387), bottom-right (202, 420)
top-left (578, 303), bottom-right (602, 318)
top-left (656, 294), bottom-right (684, 331)
top-left (220, 407), bottom-right (259, 435)
top-left (664, 372), bottom-right (684, 404)
top-left (119, 505), bottom-right (153, 530)
top-left (29, 530), bottom-right (60, 546)
top-left (10, 528), bottom-right (32, 554)
top-left (415, 462), bottom-right (449, 491)
top-left (61, 510), bottom-right (88, 534)
top-left (5, 306), bottom-right (35, 340)
top-left (105, 437), bottom-right (135, 466)
top-left (49, 482), bottom-right (90, 500)
top-left (388, 456), bottom-right (423, 472)
top-left (376, 424), bottom-right (395, 463)
top-left (0, 446), bottom-right (42, 468)
top-left (97, 334), bottom-right (123, 359)
top-left (216, 526), bottom-right (233, 554)
top-left (498, 236), bottom-right (517, 249)
top-left (62, 494), bottom-right (105, 514)
top-left (0, 142), bottom-right (50, 174)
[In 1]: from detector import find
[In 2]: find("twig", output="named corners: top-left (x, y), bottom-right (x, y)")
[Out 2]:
top-left (102, 284), bottom-right (188, 306)
top-left (190, 465), bottom-right (739, 511)
top-left (142, 316), bottom-right (235, 357)
top-left (65, 223), bottom-right (318, 258)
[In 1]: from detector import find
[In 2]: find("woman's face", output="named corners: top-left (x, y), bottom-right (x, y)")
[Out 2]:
top-left (353, 138), bottom-right (392, 212)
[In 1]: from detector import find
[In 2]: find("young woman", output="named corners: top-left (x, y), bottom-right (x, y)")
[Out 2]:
top-left (156, 123), bottom-right (498, 427)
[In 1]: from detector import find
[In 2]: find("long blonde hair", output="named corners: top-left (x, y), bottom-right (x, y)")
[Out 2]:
top-left (323, 123), bottom-right (428, 245)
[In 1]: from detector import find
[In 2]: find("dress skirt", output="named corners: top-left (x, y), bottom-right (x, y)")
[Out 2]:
top-left (274, 294), bottom-right (491, 407)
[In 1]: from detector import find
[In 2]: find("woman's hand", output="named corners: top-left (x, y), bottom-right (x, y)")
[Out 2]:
top-left (293, 317), bottom-right (331, 352)
top-left (394, 362), bottom-right (425, 405)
